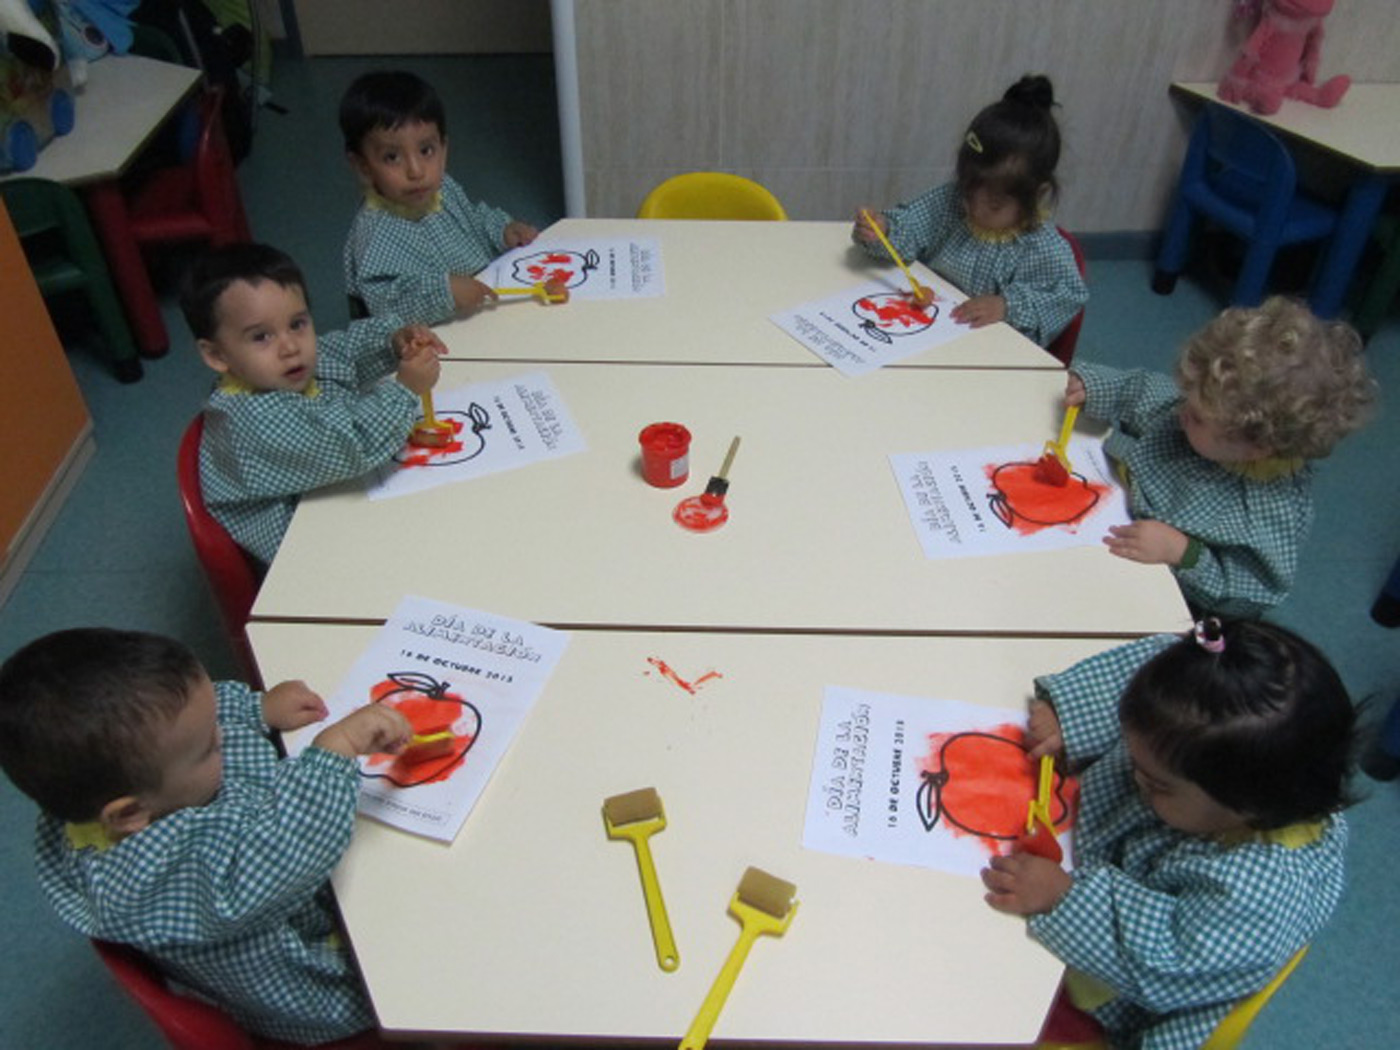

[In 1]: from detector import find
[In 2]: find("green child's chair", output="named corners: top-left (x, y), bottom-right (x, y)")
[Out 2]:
top-left (1036, 946), bottom-right (1309, 1050)
top-left (637, 172), bottom-right (788, 220)
top-left (0, 177), bottom-right (143, 382)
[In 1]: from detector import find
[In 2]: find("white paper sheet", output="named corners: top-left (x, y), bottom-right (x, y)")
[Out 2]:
top-left (804, 686), bottom-right (1076, 876)
top-left (770, 274), bottom-right (971, 376)
top-left (367, 371), bottom-right (585, 500)
top-left (889, 436), bottom-right (1131, 559)
top-left (286, 596), bottom-right (570, 843)
top-left (483, 237), bottom-right (664, 299)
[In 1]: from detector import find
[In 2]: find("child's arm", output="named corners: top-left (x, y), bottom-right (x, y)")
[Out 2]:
top-left (202, 379), bottom-right (419, 501)
top-left (994, 228), bottom-right (1088, 347)
top-left (261, 680), bottom-right (329, 732)
top-left (502, 220), bottom-right (539, 249)
top-left (1071, 362), bottom-right (1181, 433)
top-left (853, 183), bottom-right (960, 268)
top-left (1033, 634), bottom-right (1177, 766)
top-left (1169, 496), bottom-right (1311, 618)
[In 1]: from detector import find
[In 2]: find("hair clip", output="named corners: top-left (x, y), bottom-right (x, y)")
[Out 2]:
top-left (1193, 618), bottom-right (1226, 654)
top-left (965, 131), bottom-right (983, 154)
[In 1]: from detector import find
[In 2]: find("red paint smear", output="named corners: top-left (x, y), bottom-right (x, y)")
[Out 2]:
top-left (645, 657), bottom-right (723, 694)
top-left (919, 724), bottom-right (1078, 856)
top-left (856, 296), bottom-right (932, 329)
top-left (985, 461), bottom-right (1111, 536)
top-left (673, 495), bottom-right (728, 532)
top-left (525, 262), bottom-right (576, 285)
top-left (401, 418), bottom-right (465, 467)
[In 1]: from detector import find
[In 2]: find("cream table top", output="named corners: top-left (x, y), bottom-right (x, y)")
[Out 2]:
top-left (254, 622), bottom-right (1130, 1045)
top-left (252, 361), bottom-right (1188, 637)
top-left (434, 218), bottom-right (1062, 370)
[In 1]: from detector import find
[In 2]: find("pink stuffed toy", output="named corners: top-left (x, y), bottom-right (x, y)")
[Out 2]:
top-left (1218, 0), bottom-right (1351, 115)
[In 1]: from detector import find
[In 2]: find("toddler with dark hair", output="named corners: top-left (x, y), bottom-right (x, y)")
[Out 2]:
top-left (340, 69), bottom-right (542, 323)
top-left (0, 628), bottom-right (413, 1044)
top-left (983, 619), bottom-right (1357, 1050)
top-left (853, 74), bottom-right (1088, 348)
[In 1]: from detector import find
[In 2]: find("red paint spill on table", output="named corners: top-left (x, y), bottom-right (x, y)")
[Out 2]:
top-left (645, 657), bottom-right (723, 694)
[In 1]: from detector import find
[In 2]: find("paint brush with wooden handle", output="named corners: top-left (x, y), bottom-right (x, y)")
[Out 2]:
top-left (678, 867), bottom-right (797, 1050)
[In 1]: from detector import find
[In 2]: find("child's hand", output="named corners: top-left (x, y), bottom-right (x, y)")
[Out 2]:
top-left (503, 221), bottom-right (539, 249)
top-left (851, 207), bottom-right (886, 245)
top-left (951, 295), bottom-right (1007, 328)
top-left (311, 704), bottom-right (412, 759)
top-left (982, 852), bottom-right (1072, 916)
top-left (396, 337), bottom-right (441, 395)
top-left (392, 324), bottom-right (445, 359)
top-left (1104, 521), bottom-right (1190, 566)
top-left (449, 275), bottom-right (499, 316)
top-left (1064, 373), bottom-right (1086, 408)
top-left (261, 680), bottom-right (329, 731)
top-left (1026, 700), bottom-right (1065, 762)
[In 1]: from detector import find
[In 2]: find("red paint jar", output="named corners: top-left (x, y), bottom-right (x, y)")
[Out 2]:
top-left (639, 422), bottom-right (691, 487)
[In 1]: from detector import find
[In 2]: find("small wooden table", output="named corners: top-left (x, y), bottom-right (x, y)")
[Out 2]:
top-left (2, 55), bottom-right (202, 356)
top-left (254, 622), bottom-right (1121, 1046)
top-left (1171, 82), bottom-right (1400, 317)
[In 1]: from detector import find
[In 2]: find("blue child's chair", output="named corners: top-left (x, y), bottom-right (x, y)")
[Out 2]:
top-left (1152, 104), bottom-right (1338, 306)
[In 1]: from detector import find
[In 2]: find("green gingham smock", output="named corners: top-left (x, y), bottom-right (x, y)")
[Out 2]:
top-left (35, 680), bottom-right (376, 1045)
top-left (344, 173), bottom-right (511, 324)
top-left (199, 315), bottom-right (419, 565)
top-left (1073, 362), bottom-right (1312, 618)
top-left (867, 182), bottom-right (1087, 347)
top-left (1027, 635), bottom-right (1346, 1050)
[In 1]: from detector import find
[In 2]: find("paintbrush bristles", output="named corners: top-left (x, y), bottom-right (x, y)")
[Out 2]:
top-left (602, 787), bottom-right (664, 826)
top-left (736, 866), bottom-right (797, 919)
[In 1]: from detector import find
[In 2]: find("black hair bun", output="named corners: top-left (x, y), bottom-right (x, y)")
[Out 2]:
top-left (1004, 74), bottom-right (1055, 111)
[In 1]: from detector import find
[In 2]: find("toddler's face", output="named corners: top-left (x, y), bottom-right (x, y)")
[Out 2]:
top-left (1178, 394), bottom-right (1271, 464)
top-left (143, 673), bottom-right (224, 819)
top-left (964, 186), bottom-right (1024, 233)
top-left (1124, 730), bottom-right (1249, 836)
top-left (198, 279), bottom-right (318, 393)
top-left (352, 120), bottom-right (447, 211)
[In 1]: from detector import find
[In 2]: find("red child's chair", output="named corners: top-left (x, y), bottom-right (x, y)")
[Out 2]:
top-left (178, 414), bottom-right (263, 683)
top-left (91, 940), bottom-right (392, 1050)
top-left (124, 85), bottom-right (252, 253)
top-left (1046, 226), bottom-right (1088, 367)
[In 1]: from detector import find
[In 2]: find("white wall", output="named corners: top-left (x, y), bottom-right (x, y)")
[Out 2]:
top-left (566, 0), bottom-right (1400, 230)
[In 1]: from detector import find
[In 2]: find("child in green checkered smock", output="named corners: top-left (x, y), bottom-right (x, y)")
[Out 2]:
top-left (983, 620), bottom-right (1356, 1050)
top-left (854, 75), bottom-right (1087, 349)
top-left (340, 70), bottom-right (544, 324)
top-left (0, 629), bottom-right (417, 1045)
top-left (183, 243), bottom-right (444, 565)
top-left (1066, 297), bottom-right (1374, 618)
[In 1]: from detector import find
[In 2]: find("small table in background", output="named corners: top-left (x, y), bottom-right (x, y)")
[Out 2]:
top-left (2, 55), bottom-right (202, 357)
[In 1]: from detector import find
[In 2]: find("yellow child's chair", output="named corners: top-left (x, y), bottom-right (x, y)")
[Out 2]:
top-left (1037, 946), bottom-right (1308, 1050)
top-left (637, 172), bottom-right (788, 220)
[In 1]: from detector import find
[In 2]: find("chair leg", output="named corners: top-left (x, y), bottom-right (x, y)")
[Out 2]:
top-left (1353, 217), bottom-right (1400, 338)
top-left (1233, 240), bottom-right (1279, 306)
top-left (1152, 199), bottom-right (1194, 295)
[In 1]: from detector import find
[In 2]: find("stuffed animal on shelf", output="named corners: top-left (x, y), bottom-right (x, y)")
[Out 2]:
top-left (1218, 0), bottom-right (1351, 115)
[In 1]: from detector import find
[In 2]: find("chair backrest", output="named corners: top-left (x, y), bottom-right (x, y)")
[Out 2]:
top-left (637, 172), bottom-right (788, 220)
top-left (0, 176), bottom-right (102, 271)
top-left (193, 87), bottom-right (252, 245)
top-left (91, 939), bottom-right (255, 1050)
top-left (177, 414), bottom-right (262, 677)
top-left (1201, 945), bottom-right (1309, 1050)
top-left (1046, 226), bottom-right (1087, 366)
top-left (1189, 105), bottom-right (1298, 237)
